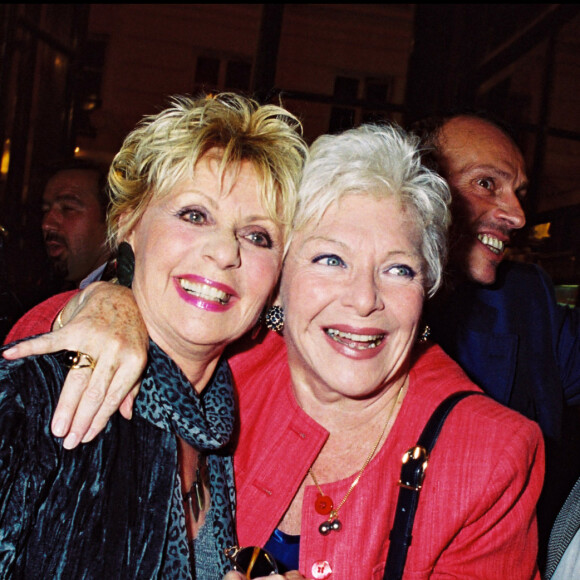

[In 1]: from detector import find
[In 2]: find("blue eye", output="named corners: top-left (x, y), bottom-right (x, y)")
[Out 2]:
top-left (244, 230), bottom-right (273, 249)
top-left (388, 264), bottom-right (415, 278)
top-left (314, 254), bottom-right (345, 267)
top-left (179, 208), bottom-right (206, 224)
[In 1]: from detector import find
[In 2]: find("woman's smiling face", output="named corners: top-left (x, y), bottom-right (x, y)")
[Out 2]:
top-left (281, 193), bottom-right (426, 402)
top-left (126, 151), bottom-right (284, 360)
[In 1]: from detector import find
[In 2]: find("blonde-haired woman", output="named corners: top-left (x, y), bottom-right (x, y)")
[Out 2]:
top-left (0, 93), bottom-right (307, 579)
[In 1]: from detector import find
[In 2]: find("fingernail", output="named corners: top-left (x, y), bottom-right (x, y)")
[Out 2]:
top-left (52, 419), bottom-right (67, 437)
top-left (63, 432), bottom-right (79, 450)
top-left (126, 399), bottom-right (133, 420)
top-left (82, 428), bottom-right (97, 443)
top-left (122, 395), bottom-right (134, 420)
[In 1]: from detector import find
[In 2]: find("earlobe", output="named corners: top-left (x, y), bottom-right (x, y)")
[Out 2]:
top-left (270, 297), bottom-right (283, 308)
top-left (124, 230), bottom-right (135, 246)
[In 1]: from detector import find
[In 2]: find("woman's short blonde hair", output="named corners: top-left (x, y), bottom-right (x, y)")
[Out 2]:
top-left (107, 93), bottom-right (308, 247)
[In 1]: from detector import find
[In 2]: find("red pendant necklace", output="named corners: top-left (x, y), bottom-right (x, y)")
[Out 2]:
top-left (308, 383), bottom-right (405, 535)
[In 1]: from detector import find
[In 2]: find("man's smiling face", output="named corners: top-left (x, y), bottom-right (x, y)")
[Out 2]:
top-left (436, 116), bottom-right (528, 285)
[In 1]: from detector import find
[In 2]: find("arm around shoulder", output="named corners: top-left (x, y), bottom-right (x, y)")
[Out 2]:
top-left (2, 281), bottom-right (148, 447)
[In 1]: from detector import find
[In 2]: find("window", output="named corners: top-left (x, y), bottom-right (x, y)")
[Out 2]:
top-left (225, 60), bottom-right (251, 91)
top-left (334, 76), bottom-right (359, 103)
top-left (362, 77), bottom-right (392, 124)
top-left (76, 37), bottom-right (108, 138)
top-left (329, 76), bottom-right (359, 133)
top-left (366, 78), bottom-right (391, 105)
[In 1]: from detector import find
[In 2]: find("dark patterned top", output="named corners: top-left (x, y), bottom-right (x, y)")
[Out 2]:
top-left (0, 341), bottom-right (237, 579)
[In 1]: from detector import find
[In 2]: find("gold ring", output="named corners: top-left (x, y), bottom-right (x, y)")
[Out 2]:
top-left (64, 351), bottom-right (96, 370)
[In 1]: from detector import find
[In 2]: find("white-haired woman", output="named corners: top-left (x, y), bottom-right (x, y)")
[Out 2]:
top-left (0, 93), bottom-right (307, 579)
top-left (6, 124), bottom-right (543, 579)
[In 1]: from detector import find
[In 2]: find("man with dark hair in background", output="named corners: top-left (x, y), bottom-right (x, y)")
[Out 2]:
top-left (41, 158), bottom-right (113, 290)
top-left (414, 113), bottom-right (580, 571)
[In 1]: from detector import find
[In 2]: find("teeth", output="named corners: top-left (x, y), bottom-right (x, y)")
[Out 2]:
top-left (478, 234), bottom-right (504, 255)
top-left (326, 328), bottom-right (384, 350)
top-left (179, 279), bottom-right (230, 304)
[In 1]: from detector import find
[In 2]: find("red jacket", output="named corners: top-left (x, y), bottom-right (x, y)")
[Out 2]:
top-left (229, 332), bottom-right (543, 580)
top-left (5, 291), bottom-right (75, 344)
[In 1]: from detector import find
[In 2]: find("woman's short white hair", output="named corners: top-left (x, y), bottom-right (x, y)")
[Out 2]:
top-left (292, 123), bottom-right (451, 296)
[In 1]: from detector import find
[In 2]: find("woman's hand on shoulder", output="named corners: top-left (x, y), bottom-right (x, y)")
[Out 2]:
top-left (3, 281), bottom-right (149, 448)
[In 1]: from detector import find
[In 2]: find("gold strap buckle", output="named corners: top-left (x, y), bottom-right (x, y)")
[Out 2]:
top-left (398, 445), bottom-right (429, 490)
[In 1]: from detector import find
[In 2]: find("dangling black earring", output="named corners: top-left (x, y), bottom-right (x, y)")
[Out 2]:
top-left (264, 305), bottom-right (284, 334)
top-left (116, 241), bottom-right (135, 288)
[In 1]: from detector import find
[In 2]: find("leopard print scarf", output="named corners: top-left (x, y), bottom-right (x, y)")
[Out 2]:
top-left (135, 341), bottom-right (237, 579)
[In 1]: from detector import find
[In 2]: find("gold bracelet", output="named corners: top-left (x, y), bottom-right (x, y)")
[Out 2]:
top-left (55, 308), bottom-right (65, 330)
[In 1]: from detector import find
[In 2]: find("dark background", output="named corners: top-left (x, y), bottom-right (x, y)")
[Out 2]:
top-left (2, 4), bottom-right (580, 321)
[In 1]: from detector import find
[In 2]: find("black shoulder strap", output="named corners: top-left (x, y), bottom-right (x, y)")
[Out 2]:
top-left (383, 391), bottom-right (484, 580)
